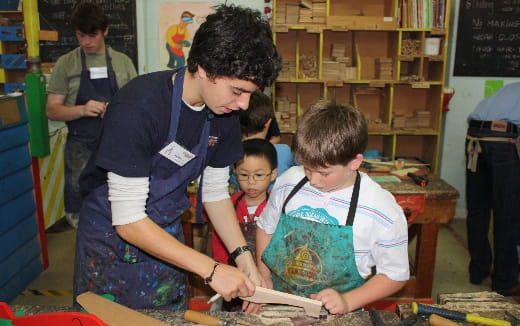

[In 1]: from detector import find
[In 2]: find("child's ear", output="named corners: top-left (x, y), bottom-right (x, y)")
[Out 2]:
top-left (270, 168), bottom-right (278, 181)
top-left (350, 154), bottom-right (364, 170)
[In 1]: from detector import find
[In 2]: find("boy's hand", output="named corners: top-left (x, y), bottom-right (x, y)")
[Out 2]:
top-left (256, 260), bottom-right (273, 289)
top-left (311, 288), bottom-right (349, 314)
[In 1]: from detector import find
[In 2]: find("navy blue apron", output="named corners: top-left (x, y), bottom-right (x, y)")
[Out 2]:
top-left (64, 48), bottom-right (119, 213)
top-left (74, 67), bottom-right (211, 310)
top-left (262, 172), bottom-right (365, 297)
top-left (67, 47), bottom-right (119, 144)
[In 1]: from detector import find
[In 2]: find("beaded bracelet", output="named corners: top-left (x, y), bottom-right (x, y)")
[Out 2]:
top-left (204, 261), bottom-right (220, 284)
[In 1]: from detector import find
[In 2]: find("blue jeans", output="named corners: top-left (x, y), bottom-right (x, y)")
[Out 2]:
top-left (465, 126), bottom-right (520, 292)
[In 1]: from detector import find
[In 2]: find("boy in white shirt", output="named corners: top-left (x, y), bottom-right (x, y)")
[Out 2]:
top-left (256, 101), bottom-right (409, 314)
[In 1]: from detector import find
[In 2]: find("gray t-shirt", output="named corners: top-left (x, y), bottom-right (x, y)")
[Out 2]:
top-left (46, 46), bottom-right (137, 106)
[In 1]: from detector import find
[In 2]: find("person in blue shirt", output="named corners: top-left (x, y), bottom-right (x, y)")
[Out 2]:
top-left (465, 82), bottom-right (520, 296)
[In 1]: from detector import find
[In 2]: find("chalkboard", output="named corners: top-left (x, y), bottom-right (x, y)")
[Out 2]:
top-left (38, 0), bottom-right (138, 68)
top-left (453, 0), bottom-right (520, 77)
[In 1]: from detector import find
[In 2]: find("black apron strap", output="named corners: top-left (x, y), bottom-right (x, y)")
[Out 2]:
top-left (345, 171), bottom-right (360, 226)
top-left (282, 176), bottom-right (308, 214)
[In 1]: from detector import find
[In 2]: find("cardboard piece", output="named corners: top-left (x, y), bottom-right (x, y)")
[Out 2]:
top-left (39, 30), bottom-right (59, 41)
top-left (241, 287), bottom-right (322, 317)
top-left (77, 292), bottom-right (169, 326)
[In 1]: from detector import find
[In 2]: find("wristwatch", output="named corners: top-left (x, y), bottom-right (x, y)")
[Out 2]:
top-left (229, 245), bottom-right (251, 263)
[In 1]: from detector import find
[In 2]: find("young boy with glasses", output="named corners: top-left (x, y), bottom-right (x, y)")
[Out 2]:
top-left (212, 138), bottom-right (277, 311)
top-left (213, 138), bottom-right (278, 266)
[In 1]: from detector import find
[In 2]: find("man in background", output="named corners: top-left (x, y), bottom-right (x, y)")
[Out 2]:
top-left (46, 2), bottom-right (137, 228)
top-left (465, 82), bottom-right (520, 296)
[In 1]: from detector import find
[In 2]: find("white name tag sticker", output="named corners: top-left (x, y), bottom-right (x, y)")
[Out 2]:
top-left (89, 67), bottom-right (108, 79)
top-left (159, 141), bottom-right (196, 166)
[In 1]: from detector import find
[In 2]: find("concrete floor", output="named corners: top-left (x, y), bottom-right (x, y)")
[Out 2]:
top-left (8, 218), bottom-right (498, 307)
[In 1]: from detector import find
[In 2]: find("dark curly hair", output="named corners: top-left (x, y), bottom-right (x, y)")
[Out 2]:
top-left (187, 4), bottom-right (281, 88)
top-left (70, 2), bottom-right (108, 35)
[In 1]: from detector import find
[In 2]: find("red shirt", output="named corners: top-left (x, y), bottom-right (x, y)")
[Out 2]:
top-left (211, 191), bottom-right (268, 264)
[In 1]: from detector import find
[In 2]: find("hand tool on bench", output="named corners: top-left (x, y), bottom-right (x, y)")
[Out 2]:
top-left (240, 286), bottom-right (322, 317)
top-left (407, 172), bottom-right (429, 187)
top-left (412, 302), bottom-right (511, 326)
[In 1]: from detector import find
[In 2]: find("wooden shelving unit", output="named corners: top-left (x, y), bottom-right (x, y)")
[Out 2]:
top-left (272, 0), bottom-right (450, 172)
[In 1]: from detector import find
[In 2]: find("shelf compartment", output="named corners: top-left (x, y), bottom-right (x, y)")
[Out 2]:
top-left (321, 30), bottom-right (357, 81)
top-left (275, 30), bottom-right (298, 80)
top-left (355, 31), bottom-right (398, 80)
top-left (328, 0), bottom-right (397, 30)
top-left (330, 0), bottom-right (395, 16)
top-left (395, 135), bottom-right (438, 170)
top-left (367, 134), bottom-right (394, 159)
top-left (326, 83), bottom-right (354, 106)
top-left (298, 31), bottom-right (320, 80)
top-left (392, 84), bottom-right (441, 131)
top-left (399, 57), bottom-right (422, 82)
top-left (400, 31), bottom-right (422, 56)
top-left (274, 82), bottom-right (323, 133)
top-left (422, 58), bottom-right (444, 82)
top-left (275, 0), bottom-right (326, 25)
top-left (354, 85), bottom-right (391, 132)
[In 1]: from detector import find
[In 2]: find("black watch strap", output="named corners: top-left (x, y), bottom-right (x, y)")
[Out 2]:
top-left (229, 245), bottom-right (251, 263)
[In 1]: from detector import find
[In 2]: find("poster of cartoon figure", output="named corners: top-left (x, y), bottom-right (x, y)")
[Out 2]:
top-left (159, 2), bottom-right (212, 69)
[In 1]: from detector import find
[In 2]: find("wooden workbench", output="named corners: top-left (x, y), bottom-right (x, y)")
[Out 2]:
top-left (378, 176), bottom-right (460, 299)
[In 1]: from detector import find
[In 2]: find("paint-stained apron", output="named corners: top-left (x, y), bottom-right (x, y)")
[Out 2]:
top-left (74, 67), bottom-right (210, 310)
top-left (262, 172), bottom-right (365, 297)
top-left (64, 48), bottom-right (119, 213)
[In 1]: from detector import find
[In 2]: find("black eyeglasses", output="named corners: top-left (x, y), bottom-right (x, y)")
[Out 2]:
top-left (236, 171), bottom-right (273, 181)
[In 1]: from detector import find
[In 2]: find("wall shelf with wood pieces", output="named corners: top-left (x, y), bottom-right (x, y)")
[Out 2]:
top-left (272, 0), bottom-right (450, 172)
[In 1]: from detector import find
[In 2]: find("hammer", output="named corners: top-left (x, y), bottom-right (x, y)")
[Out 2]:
top-left (412, 302), bottom-right (511, 326)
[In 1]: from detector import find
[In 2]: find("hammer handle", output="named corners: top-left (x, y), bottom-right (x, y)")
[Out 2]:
top-left (429, 314), bottom-right (459, 326)
top-left (184, 310), bottom-right (221, 326)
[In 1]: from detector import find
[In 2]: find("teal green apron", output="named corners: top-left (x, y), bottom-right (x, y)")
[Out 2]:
top-left (261, 172), bottom-right (365, 297)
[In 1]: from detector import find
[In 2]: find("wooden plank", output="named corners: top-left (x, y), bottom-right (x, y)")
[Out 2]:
top-left (77, 292), bottom-right (169, 326)
top-left (241, 287), bottom-right (322, 317)
top-left (39, 30), bottom-right (58, 41)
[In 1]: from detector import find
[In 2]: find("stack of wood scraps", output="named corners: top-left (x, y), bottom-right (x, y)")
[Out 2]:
top-left (362, 158), bottom-right (430, 176)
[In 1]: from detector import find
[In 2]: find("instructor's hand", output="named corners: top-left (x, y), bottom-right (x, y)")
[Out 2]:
top-left (208, 263), bottom-right (255, 302)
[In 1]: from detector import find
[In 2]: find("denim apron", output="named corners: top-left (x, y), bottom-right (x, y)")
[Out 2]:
top-left (74, 67), bottom-right (210, 310)
top-left (64, 48), bottom-right (119, 213)
top-left (262, 172), bottom-right (365, 297)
